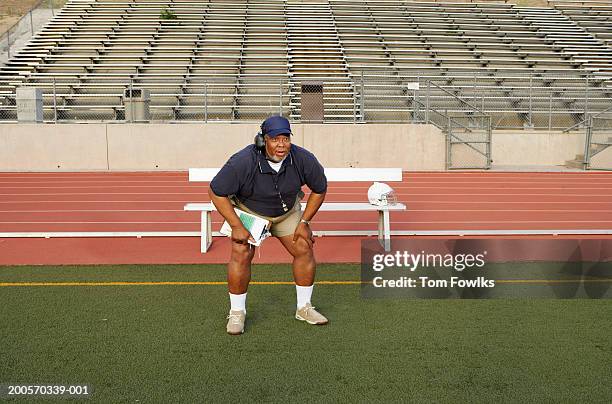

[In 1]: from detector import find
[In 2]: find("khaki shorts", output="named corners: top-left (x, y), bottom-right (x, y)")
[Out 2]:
top-left (231, 192), bottom-right (303, 238)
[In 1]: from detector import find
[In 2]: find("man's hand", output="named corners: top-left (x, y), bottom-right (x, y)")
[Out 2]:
top-left (292, 222), bottom-right (314, 248)
top-left (208, 188), bottom-right (255, 246)
top-left (292, 191), bottom-right (325, 249)
top-left (231, 224), bottom-right (255, 245)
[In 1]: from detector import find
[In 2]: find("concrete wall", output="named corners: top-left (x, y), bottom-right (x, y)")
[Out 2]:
top-left (107, 123), bottom-right (261, 170)
top-left (301, 124), bottom-right (444, 170)
top-left (491, 131), bottom-right (585, 166)
top-left (0, 123), bottom-right (605, 171)
top-left (0, 123), bottom-right (108, 170)
top-left (450, 130), bottom-right (586, 168)
top-left (589, 142), bottom-right (612, 170)
top-left (0, 123), bottom-right (446, 171)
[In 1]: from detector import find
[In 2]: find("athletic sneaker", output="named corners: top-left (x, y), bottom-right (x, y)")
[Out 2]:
top-left (295, 303), bottom-right (328, 325)
top-left (226, 310), bottom-right (246, 335)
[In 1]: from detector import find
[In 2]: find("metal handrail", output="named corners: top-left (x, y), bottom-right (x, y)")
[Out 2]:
top-left (427, 80), bottom-right (489, 116)
top-left (563, 104), bottom-right (612, 133)
top-left (0, 0), bottom-right (44, 38)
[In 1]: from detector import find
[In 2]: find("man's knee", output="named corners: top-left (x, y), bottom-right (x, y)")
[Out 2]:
top-left (292, 237), bottom-right (314, 259)
top-left (230, 244), bottom-right (255, 265)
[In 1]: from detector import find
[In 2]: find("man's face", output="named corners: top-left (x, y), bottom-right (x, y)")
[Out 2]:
top-left (264, 134), bottom-right (291, 162)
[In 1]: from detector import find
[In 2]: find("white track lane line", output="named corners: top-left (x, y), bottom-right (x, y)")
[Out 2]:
top-left (1, 209), bottom-right (612, 213)
top-left (1, 200), bottom-right (610, 204)
top-left (2, 192), bottom-right (612, 196)
top-left (2, 220), bottom-right (612, 225)
top-left (1, 180), bottom-right (610, 185)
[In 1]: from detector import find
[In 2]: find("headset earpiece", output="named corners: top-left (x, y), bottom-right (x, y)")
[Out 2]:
top-left (254, 131), bottom-right (265, 150)
top-left (255, 120), bottom-right (266, 150)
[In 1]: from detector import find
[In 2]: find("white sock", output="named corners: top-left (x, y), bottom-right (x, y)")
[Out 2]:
top-left (296, 284), bottom-right (313, 309)
top-left (229, 292), bottom-right (247, 314)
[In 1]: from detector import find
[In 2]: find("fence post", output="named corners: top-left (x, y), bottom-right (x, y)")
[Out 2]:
top-left (479, 93), bottom-right (484, 129)
top-left (473, 72), bottom-right (477, 105)
top-left (446, 111), bottom-right (451, 170)
top-left (30, 10), bottom-right (34, 36)
top-left (129, 79), bottom-right (134, 123)
top-left (413, 75), bottom-right (420, 123)
top-left (481, 93), bottom-right (485, 128)
top-left (53, 77), bottom-right (57, 123)
top-left (584, 75), bottom-right (589, 125)
top-left (279, 80), bottom-right (282, 115)
top-left (548, 91), bottom-right (553, 132)
top-left (353, 84), bottom-right (357, 123)
top-left (528, 74), bottom-right (533, 128)
top-left (204, 82), bottom-right (208, 123)
top-left (486, 116), bottom-right (492, 169)
top-left (584, 116), bottom-right (593, 169)
top-left (425, 80), bottom-right (430, 124)
top-left (360, 71), bottom-right (365, 122)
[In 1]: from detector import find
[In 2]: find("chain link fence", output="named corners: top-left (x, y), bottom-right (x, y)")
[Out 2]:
top-left (356, 72), bottom-right (418, 123)
top-left (354, 74), bottom-right (492, 168)
top-left (354, 71), bottom-right (612, 130)
top-left (423, 81), bottom-right (492, 169)
top-left (586, 114), bottom-right (612, 170)
top-left (0, 78), bottom-right (292, 123)
top-left (0, 72), bottom-right (610, 127)
top-left (445, 115), bottom-right (493, 169)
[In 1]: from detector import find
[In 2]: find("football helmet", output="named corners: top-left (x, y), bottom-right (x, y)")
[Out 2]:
top-left (367, 182), bottom-right (398, 206)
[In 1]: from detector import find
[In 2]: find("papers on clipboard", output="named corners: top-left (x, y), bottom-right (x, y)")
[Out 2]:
top-left (219, 208), bottom-right (271, 246)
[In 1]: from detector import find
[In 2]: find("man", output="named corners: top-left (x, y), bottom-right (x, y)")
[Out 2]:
top-left (209, 115), bottom-right (328, 335)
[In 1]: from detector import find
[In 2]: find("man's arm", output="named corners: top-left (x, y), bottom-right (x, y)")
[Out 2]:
top-left (208, 187), bottom-right (254, 245)
top-left (301, 191), bottom-right (326, 222)
top-left (293, 191), bottom-right (326, 247)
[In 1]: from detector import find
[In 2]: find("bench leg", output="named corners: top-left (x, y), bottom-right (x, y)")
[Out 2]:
top-left (201, 211), bottom-right (212, 253)
top-left (377, 209), bottom-right (391, 251)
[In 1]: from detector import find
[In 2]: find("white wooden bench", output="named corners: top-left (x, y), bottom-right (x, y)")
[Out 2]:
top-left (184, 168), bottom-right (407, 253)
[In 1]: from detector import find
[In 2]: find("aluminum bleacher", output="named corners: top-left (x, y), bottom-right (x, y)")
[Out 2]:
top-left (0, 0), bottom-right (610, 125)
top-left (551, 1), bottom-right (612, 48)
top-left (331, 0), bottom-right (612, 125)
top-left (1, 0), bottom-right (294, 121)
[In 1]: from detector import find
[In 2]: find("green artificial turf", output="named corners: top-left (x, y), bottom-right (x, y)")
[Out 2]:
top-left (0, 264), bottom-right (611, 403)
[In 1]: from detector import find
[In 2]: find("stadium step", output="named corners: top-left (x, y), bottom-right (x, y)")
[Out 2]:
top-left (285, 0), bottom-right (354, 121)
top-left (565, 155), bottom-right (586, 169)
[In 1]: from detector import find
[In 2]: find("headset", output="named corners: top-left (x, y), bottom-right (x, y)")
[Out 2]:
top-left (254, 122), bottom-right (265, 151)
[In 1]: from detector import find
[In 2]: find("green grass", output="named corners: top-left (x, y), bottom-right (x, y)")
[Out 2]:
top-left (1, 264), bottom-right (611, 403)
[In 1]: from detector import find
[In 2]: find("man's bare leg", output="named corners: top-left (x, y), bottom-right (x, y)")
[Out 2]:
top-left (227, 241), bottom-right (255, 294)
top-left (278, 235), bottom-right (328, 324)
top-left (226, 242), bottom-right (255, 335)
top-left (277, 235), bottom-right (315, 286)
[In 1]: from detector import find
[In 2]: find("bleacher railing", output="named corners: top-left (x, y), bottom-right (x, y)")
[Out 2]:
top-left (422, 80), bottom-right (492, 169)
top-left (0, 72), bottom-right (610, 130)
top-left (356, 71), bottom-right (612, 131)
top-left (585, 114), bottom-right (612, 170)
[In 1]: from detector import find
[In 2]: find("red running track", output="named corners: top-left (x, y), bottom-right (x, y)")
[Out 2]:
top-left (0, 171), bottom-right (611, 265)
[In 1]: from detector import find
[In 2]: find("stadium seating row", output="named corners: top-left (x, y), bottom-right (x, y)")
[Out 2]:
top-left (0, 0), bottom-right (609, 124)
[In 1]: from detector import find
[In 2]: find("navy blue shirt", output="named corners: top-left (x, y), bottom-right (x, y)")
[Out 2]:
top-left (210, 144), bottom-right (327, 217)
